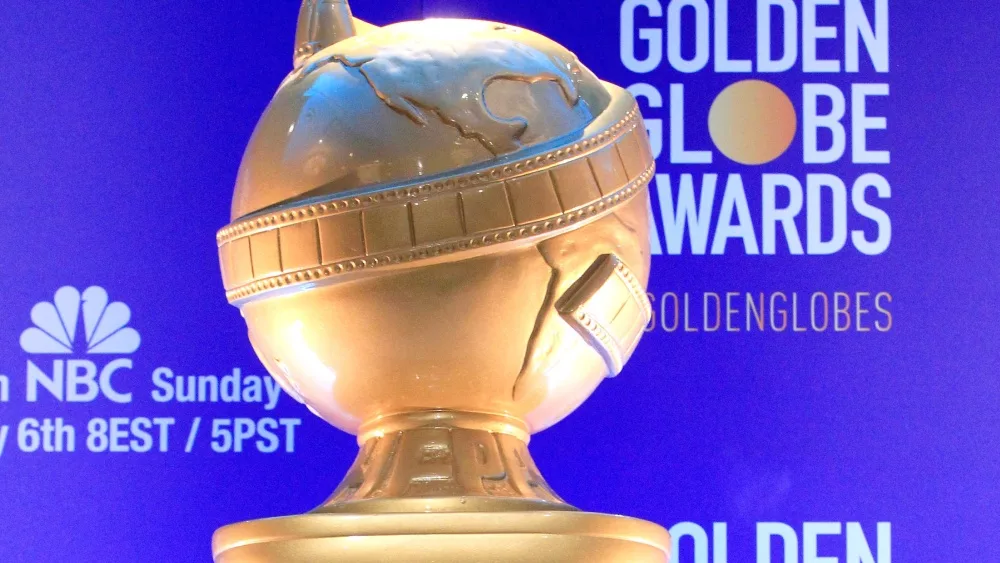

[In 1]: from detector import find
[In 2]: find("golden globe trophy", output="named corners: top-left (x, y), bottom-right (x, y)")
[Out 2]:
top-left (212, 1), bottom-right (670, 560)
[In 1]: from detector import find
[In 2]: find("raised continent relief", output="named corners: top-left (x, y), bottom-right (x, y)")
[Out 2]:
top-left (300, 24), bottom-right (587, 155)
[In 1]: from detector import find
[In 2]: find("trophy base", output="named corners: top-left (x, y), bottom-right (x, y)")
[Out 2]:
top-left (213, 510), bottom-right (671, 562)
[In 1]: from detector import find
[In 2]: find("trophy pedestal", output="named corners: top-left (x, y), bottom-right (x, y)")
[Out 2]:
top-left (212, 510), bottom-right (671, 562)
top-left (213, 413), bottom-right (670, 561)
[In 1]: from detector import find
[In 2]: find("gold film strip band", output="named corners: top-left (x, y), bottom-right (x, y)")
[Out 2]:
top-left (556, 254), bottom-right (653, 376)
top-left (219, 104), bottom-right (655, 303)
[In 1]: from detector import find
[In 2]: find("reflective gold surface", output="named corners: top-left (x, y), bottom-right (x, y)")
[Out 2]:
top-left (214, 511), bottom-right (671, 562)
top-left (214, 2), bottom-right (668, 560)
top-left (231, 17), bottom-right (611, 221)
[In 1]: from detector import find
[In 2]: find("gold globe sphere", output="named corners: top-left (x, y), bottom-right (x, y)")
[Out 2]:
top-left (220, 17), bottom-right (654, 437)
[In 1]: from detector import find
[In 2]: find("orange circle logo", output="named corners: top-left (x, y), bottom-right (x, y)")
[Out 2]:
top-left (708, 80), bottom-right (797, 165)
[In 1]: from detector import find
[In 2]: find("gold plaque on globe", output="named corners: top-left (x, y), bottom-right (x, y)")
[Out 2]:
top-left (212, 1), bottom-right (670, 560)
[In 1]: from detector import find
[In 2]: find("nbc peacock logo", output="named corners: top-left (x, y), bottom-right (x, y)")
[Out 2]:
top-left (21, 286), bottom-right (139, 404)
top-left (20, 286), bottom-right (140, 355)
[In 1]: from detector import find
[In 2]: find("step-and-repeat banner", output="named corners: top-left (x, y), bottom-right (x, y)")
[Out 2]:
top-left (1, 1), bottom-right (997, 561)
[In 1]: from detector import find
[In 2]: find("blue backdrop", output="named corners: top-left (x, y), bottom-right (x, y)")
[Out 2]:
top-left (1, 1), bottom-right (997, 561)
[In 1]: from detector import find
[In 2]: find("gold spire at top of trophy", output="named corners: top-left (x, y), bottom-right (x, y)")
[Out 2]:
top-left (294, 0), bottom-right (358, 68)
top-left (213, 1), bottom-right (671, 560)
